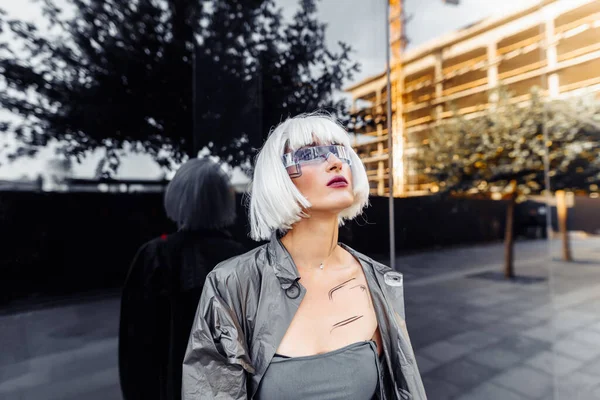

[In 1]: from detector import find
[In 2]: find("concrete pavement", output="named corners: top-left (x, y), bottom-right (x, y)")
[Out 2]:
top-left (404, 237), bottom-right (600, 399)
top-left (0, 237), bottom-right (599, 399)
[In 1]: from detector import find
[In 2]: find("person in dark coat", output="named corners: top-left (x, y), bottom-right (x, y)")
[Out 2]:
top-left (118, 158), bottom-right (248, 400)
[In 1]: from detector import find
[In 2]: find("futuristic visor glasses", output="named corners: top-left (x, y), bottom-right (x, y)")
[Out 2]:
top-left (282, 145), bottom-right (351, 178)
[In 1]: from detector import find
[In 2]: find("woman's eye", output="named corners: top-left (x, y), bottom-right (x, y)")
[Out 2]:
top-left (298, 152), bottom-right (312, 161)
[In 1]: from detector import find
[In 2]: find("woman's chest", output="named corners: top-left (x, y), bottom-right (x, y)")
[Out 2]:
top-left (298, 278), bottom-right (375, 322)
top-left (277, 273), bottom-right (379, 355)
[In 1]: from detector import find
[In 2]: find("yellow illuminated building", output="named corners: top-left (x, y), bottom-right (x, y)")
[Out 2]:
top-left (347, 0), bottom-right (600, 197)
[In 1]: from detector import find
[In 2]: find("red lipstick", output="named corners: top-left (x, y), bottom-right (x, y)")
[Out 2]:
top-left (327, 176), bottom-right (348, 188)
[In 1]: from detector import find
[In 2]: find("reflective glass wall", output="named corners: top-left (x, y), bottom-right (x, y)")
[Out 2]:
top-left (0, 0), bottom-right (599, 399)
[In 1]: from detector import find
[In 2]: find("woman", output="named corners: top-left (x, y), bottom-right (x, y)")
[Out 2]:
top-left (182, 113), bottom-right (426, 399)
top-left (119, 158), bottom-right (247, 400)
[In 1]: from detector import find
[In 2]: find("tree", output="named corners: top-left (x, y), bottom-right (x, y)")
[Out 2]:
top-left (0, 0), bottom-right (359, 175)
top-left (419, 88), bottom-right (600, 278)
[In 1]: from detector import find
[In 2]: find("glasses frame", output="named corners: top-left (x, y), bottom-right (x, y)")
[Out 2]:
top-left (282, 145), bottom-right (352, 178)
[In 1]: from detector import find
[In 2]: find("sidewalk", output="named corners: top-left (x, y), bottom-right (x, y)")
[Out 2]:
top-left (0, 237), bottom-right (599, 399)
top-left (403, 237), bottom-right (600, 399)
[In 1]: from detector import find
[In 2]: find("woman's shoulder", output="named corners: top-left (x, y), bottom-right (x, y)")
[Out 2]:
top-left (341, 243), bottom-right (407, 291)
top-left (340, 243), bottom-right (395, 275)
top-left (207, 243), bottom-right (269, 284)
top-left (202, 244), bottom-right (269, 313)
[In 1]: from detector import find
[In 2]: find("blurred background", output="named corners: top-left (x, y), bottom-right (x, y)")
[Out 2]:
top-left (0, 0), bottom-right (599, 399)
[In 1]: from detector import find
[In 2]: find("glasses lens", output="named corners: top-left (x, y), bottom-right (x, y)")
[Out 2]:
top-left (328, 146), bottom-right (351, 164)
top-left (282, 145), bottom-right (351, 168)
top-left (296, 148), bottom-right (319, 163)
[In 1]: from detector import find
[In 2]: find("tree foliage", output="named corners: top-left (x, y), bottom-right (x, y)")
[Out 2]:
top-left (0, 0), bottom-right (359, 175)
top-left (419, 88), bottom-right (600, 201)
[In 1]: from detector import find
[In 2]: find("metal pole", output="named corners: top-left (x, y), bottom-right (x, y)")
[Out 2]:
top-left (385, 0), bottom-right (396, 270)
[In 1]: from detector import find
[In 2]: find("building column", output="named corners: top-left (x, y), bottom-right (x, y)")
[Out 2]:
top-left (434, 51), bottom-right (444, 122)
top-left (545, 13), bottom-right (559, 98)
top-left (487, 41), bottom-right (499, 103)
top-left (389, 0), bottom-right (405, 197)
top-left (377, 123), bottom-right (385, 196)
top-left (373, 88), bottom-right (384, 195)
top-left (375, 88), bottom-right (384, 118)
top-left (391, 71), bottom-right (405, 196)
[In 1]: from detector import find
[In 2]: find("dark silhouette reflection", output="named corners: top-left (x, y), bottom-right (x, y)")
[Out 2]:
top-left (118, 158), bottom-right (247, 400)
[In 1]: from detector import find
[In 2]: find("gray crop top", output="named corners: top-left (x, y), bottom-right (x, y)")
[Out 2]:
top-left (255, 341), bottom-right (380, 400)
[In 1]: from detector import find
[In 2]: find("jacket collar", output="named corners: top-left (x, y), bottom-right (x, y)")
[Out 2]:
top-left (266, 233), bottom-right (301, 289)
top-left (339, 243), bottom-right (388, 273)
top-left (266, 233), bottom-right (390, 288)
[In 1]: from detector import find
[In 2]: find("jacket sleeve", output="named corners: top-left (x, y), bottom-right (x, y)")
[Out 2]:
top-left (118, 242), bottom-right (168, 400)
top-left (182, 270), bottom-right (254, 400)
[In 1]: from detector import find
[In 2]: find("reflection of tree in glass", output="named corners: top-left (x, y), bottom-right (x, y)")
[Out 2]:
top-left (419, 88), bottom-right (600, 278)
top-left (0, 0), bottom-right (359, 174)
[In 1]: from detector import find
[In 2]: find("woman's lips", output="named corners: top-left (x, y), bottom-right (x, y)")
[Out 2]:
top-left (328, 181), bottom-right (348, 188)
top-left (327, 177), bottom-right (348, 187)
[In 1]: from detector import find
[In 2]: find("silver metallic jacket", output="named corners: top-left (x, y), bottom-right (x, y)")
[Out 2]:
top-left (182, 235), bottom-right (427, 400)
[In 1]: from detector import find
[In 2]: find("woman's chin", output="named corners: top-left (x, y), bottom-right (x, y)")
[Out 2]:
top-left (314, 196), bottom-right (355, 213)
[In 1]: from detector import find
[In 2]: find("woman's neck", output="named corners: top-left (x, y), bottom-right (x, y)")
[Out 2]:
top-left (280, 213), bottom-right (340, 270)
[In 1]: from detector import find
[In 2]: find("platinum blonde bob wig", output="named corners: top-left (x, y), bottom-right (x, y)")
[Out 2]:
top-left (249, 111), bottom-right (370, 241)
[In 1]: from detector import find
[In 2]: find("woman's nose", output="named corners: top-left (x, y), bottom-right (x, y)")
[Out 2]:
top-left (326, 153), bottom-right (343, 171)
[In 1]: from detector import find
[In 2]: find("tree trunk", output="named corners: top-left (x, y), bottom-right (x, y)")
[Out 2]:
top-left (556, 190), bottom-right (573, 262)
top-left (504, 194), bottom-right (516, 279)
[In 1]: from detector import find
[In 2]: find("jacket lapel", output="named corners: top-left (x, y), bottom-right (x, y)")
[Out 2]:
top-left (248, 235), bottom-right (305, 399)
top-left (341, 245), bottom-right (420, 399)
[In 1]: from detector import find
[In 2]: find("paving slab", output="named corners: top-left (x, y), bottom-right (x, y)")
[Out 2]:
top-left (524, 350), bottom-right (585, 377)
top-left (426, 358), bottom-right (498, 391)
top-left (491, 366), bottom-right (553, 399)
top-left (456, 382), bottom-right (528, 400)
